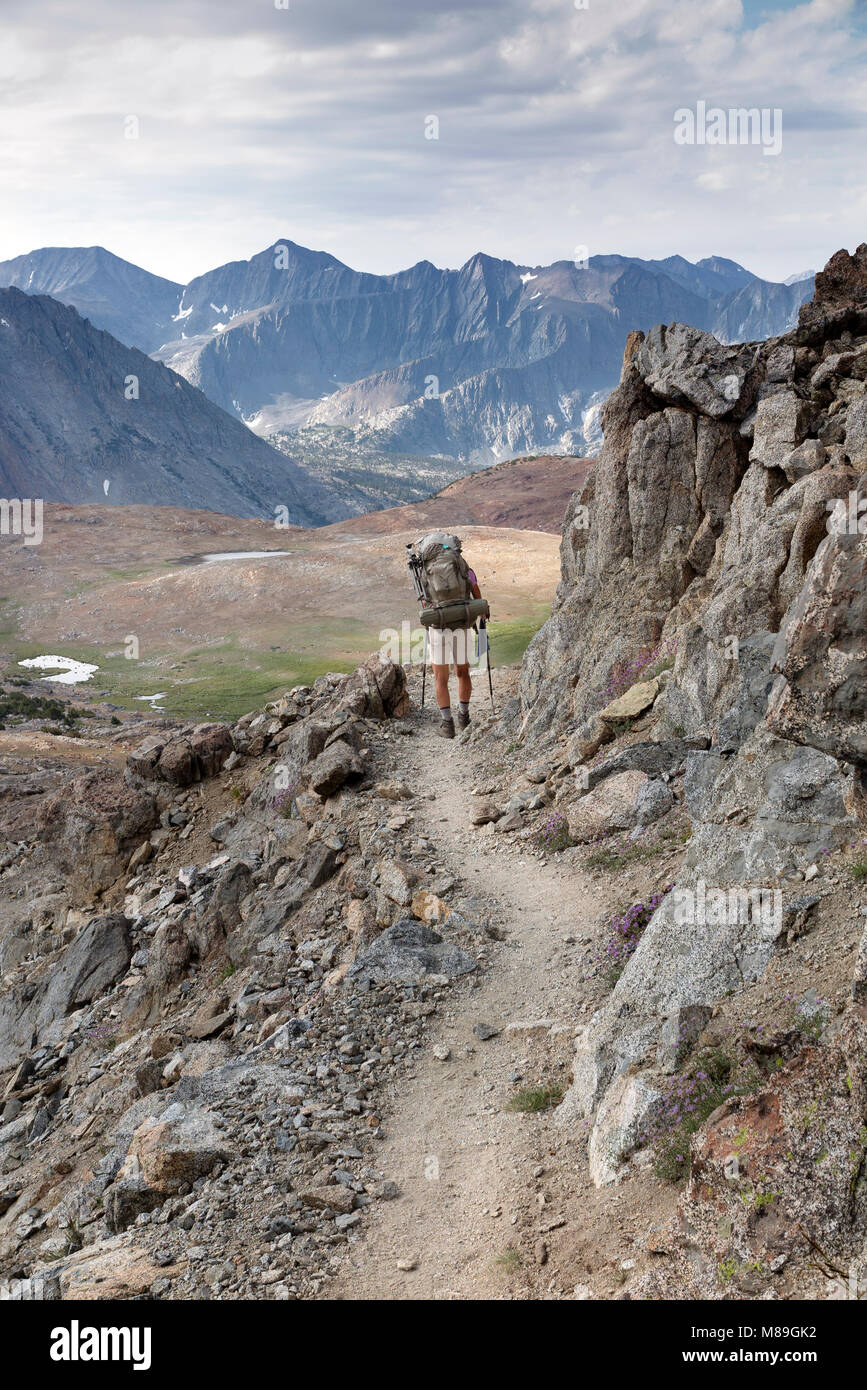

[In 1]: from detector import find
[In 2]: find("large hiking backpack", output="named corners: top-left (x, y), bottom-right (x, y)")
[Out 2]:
top-left (414, 532), bottom-right (489, 630)
top-left (418, 532), bottom-right (471, 606)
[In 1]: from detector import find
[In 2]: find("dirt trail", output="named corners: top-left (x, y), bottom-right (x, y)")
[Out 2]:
top-left (330, 709), bottom-right (625, 1301)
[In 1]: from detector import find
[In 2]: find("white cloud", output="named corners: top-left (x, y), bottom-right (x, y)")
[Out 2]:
top-left (0, 0), bottom-right (863, 283)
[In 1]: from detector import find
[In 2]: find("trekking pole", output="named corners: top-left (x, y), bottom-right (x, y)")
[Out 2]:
top-left (421, 630), bottom-right (427, 710)
top-left (406, 543), bottom-right (430, 711)
top-left (479, 618), bottom-right (495, 712)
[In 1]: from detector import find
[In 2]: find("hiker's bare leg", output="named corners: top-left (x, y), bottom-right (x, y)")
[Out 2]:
top-left (432, 663), bottom-right (455, 736)
top-left (456, 664), bottom-right (471, 703)
top-left (433, 664), bottom-right (451, 708)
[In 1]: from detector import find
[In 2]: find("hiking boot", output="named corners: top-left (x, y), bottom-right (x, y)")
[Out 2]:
top-left (437, 717), bottom-right (455, 739)
top-left (455, 708), bottom-right (470, 732)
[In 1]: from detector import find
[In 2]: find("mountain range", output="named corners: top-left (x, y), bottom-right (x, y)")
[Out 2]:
top-left (0, 287), bottom-right (339, 523)
top-left (0, 241), bottom-right (814, 466)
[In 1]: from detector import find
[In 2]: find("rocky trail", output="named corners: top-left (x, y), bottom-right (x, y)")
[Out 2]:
top-left (335, 710), bottom-right (588, 1297)
top-left (331, 705), bottom-right (671, 1300)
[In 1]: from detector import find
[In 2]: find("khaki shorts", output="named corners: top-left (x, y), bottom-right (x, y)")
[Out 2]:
top-left (427, 625), bottom-right (473, 667)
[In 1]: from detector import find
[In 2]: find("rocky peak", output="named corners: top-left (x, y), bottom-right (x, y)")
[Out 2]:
top-left (797, 241), bottom-right (867, 342)
top-left (0, 287), bottom-right (343, 521)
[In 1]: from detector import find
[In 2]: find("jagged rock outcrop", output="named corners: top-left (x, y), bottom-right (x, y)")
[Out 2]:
top-left (337, 653), bottom-right (411, 721)
top-left (565, 770), bottom-right (649, 842)
top-left (797, 242), bottom-right (867, 343)
top-left (526, 245), bottom-right (867, 1184)
top-left (105, 1103), bottom-right (236, 1231)
top-left (766, 511), bottom-right (867, 768)
top-left (35, 771), bottom-right (157, 901)
top-left (680, 1017), bottom-right (867, 1282)
top-left (126, 723), bottom-right (234, 795)
top-left (347, 920), bottom-right (477, 987)
top-left (521, 250), bottom-right (867, 746)
top-left (634, 996), bottom-right (867, 1300)
top-left (0, 914), bottom-right (131, 1070)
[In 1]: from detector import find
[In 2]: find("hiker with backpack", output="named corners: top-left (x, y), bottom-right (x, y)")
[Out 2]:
top-left (406, 532), bottom-right (490, 739)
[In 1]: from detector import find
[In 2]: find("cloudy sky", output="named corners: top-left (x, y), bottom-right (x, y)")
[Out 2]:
top-left (1, 0), bottom-right (865, 284)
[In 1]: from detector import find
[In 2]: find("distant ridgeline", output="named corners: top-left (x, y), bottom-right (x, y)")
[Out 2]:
top-left (0, 241), bottom-right (813, 471)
